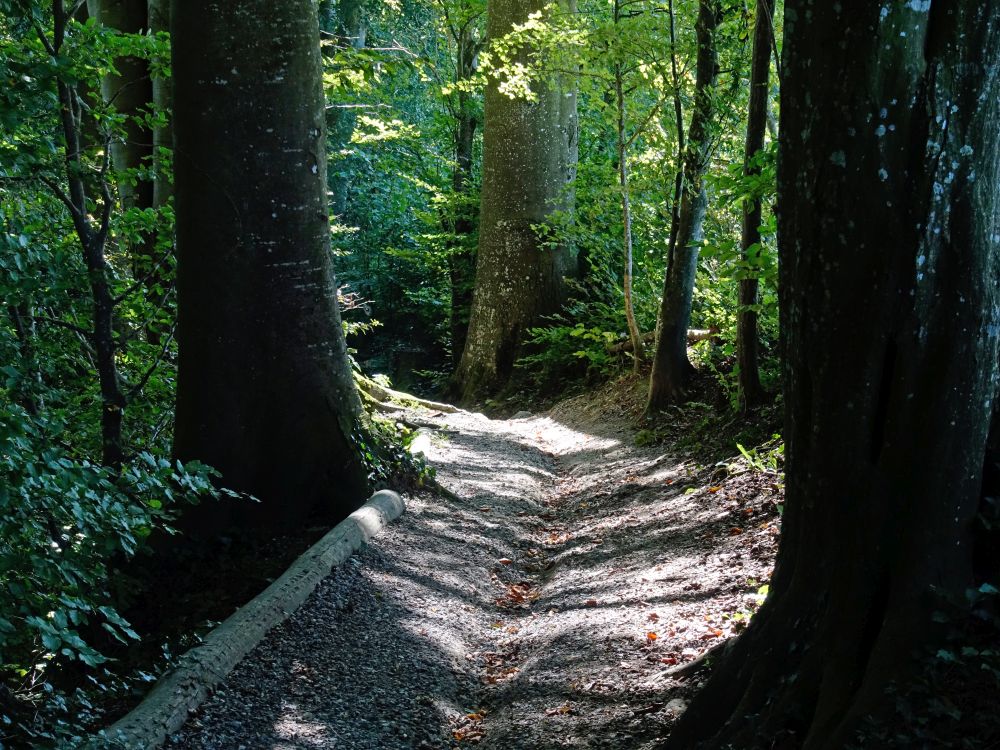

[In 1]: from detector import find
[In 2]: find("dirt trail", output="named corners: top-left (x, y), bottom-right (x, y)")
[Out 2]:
top-left (168, 383), bottom-right (779, 749)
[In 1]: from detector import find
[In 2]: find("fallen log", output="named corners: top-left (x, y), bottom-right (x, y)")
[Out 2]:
top-left (356, 376), bottom-right (463, 414)
top-left (92, 490), bottom-right (405, 750)
top-left (607, 327), bottom-right (720, 354)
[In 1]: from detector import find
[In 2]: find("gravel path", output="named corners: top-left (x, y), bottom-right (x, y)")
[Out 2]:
top-left (167, 383), bottom-right (780, 749)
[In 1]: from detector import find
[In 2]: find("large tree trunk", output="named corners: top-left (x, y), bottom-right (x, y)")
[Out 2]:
top-left (735, 0), bottom-right (774, 410)
top-left (171, 0), bottom-right (369, 535)
top-left (665, 4), bottom-right (1000, 748)
top-left (646, 0), bottom-right (721, 411)
top-left (449, 0), bottom-right (578, 403)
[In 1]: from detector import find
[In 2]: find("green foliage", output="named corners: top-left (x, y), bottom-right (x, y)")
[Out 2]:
top-left (0, 401), bottom-right (227, 741)
top-left (0, 7), bottom-right (230, 743)
top-left (853, 585), bottom-right (1000, 749)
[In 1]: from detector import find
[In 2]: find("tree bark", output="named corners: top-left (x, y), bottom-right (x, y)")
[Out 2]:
top-left (171, 0), bottom-right (369, 534)
top-left (615, 61), bottom-right (643, 371)
top-left (44, 4), bottom-right (127, 468)
top-left (735, 0), bottom-right (774, 410)
top-left (148, 0), bottom-right (171, 212)
top-left (665, 4), bottom-right (1000, 748)
top-left (647, 0), bottom-right (721, 411)
top-left (86, 0), bottom-right (156, 277)
top-left (450, 0), bottom-right (578, 403)
top-left (448, 18), bottom-right (481, 367)
top-left (322, 0), bottom-right (367, 217)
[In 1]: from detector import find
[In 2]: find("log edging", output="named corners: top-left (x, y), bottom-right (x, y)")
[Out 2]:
top-left (92, 490), bottom-right (406, 749)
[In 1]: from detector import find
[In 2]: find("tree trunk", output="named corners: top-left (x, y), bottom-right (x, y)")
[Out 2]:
top-left (148, 0), bottom-right (171, 213)
top-left (46, 4), bottom-right (127, 468)
top-left (450, 0), bottom-right (578, 402)
top-left (665, 0), bottom-right (685, 274)
top-left (86, 0), bottom-right (156, 278)
top-left (614, 60), bottom-right (643, 371)
top-left (735, 0), bottom-right (774, 410)
top-left (665, 4), bottom-right (1000, 748)
top-left (646, 0), bottom-right (720, 411)
top-left (448, 21), bottom-right (480, 367)
top-left (171, 0), bottom-right (369, 535)
top-left (323, 0), bottom-right (367, 217)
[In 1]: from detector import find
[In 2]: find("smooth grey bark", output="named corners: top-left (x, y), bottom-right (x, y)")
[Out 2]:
top-left (666, 4), bottom-right (1000, 748)
top-left (451, 0), bottom-right (578, 402)
top-left (172, 0), bottom-right (369, 534)
top-left (647, 0), bottom-right (720, 411)
top-left (735, 0), bottom-right (774, 409)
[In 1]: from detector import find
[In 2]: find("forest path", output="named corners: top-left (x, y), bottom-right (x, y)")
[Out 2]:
top-left (168, 385), bottom-right (779, 749)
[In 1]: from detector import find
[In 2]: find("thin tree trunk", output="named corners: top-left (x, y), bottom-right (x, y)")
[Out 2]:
top-left (323, 0), bottom-right (366, 217)
top-left (172, 0), bottom-right (369, 534)
top-left (6, 304), bottom-right (41, 416)
top-left (666, 4), bottom-right (1000, 747)
top-left (148, 0), bottom-right (171, 213)
top-left (665, 0), bottom-right (685, 274)
top-left (450, 0), bottom-right (578, 403)
top-left (647, 0), bottom-right (721, 411)
top-left (614, 59), bottom-right (643, 370)
top-left (735, 0), bottom-right (774, 410)
top-left (448, 20), bottom-right (480, 367)
top-left (50, 15), bottom-right (127, 468)
top-left (86, 0), bottom-right (155, 282)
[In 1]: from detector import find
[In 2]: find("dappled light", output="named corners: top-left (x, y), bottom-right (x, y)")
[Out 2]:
top-left (2, 0), bottom-right (998, 747)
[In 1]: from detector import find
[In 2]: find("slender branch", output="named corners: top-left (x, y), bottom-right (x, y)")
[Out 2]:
top-left (625, 98), bottom-right (666, 150)
top-left (31, 315), bottom-right (93, 337)
top-left (127, 321), bottom-right (178, 400)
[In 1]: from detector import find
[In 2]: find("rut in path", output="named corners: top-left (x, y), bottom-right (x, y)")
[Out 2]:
top-left (168, 399), bottom-right (779, 750)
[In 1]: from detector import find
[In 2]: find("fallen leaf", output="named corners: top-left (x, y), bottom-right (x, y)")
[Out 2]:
top-left (545, 703), bottom-right (573, 716)
top-left (498, 558), bottom-right (513, 565)
top-left (729, 527), bottom-right (744, 535)
top-left (647, 612), bottom-right (659, 622)
top-left (708, 486), bottom-right (722, 493)
top-left (584, 599), bottom-right (599, 607)
top-left (646, 631), bottom-right (658, 642)
top-left (660, 656), bottom-right (679, 665)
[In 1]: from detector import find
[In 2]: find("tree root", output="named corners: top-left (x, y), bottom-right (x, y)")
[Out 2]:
top-left (356, 376), bottom-right (463, 414)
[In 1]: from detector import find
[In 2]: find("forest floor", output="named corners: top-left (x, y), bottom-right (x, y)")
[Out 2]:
top-left (167, 375), bottom-right (784, 749)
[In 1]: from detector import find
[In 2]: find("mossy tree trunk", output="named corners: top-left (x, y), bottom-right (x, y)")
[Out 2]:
top-left (665, 4), bottom-right (1000, 748)
top-left (171, 0), bottom-right (369, 535)
top-left (450, 0), bottom-right (578, 403)
top-left (646, 0), bottom-right (721, 411)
